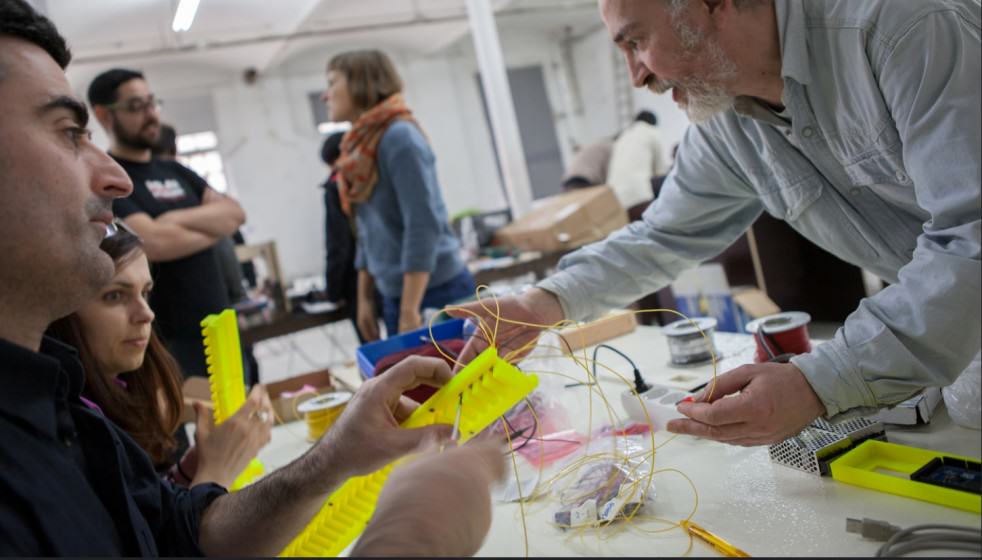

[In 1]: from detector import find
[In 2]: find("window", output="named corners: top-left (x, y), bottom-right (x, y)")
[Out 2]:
top-left (176, 131), bottom-right (230, 193)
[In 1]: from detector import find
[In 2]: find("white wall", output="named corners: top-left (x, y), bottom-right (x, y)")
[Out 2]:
top-left (67, 24), bottom-right (692, 284)
top-left (564, 26), bottom-right (691, 168)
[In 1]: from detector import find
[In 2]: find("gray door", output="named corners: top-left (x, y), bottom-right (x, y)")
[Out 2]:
top-left (477, 65), bottom-right (565, 200)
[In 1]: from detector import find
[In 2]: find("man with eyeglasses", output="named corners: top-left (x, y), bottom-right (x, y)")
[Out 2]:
top-left (87, 69), bottom-right (246, 385)
top-left (1, 1), bottom-right (504, 555)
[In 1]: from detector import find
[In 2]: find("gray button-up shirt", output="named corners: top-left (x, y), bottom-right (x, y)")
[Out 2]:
top-left (539, 0), bottom-right (981, 420)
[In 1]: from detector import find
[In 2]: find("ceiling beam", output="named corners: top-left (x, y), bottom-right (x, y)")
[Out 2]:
top-left (72, 0), bottom-right (598, 65)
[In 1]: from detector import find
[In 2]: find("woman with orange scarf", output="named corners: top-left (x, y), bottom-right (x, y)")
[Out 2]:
top-left (321, 50), bottom-right (476, 341)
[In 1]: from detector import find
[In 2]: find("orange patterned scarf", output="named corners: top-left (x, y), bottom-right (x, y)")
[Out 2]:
top-left (335, 93), bottom-right (421, 215)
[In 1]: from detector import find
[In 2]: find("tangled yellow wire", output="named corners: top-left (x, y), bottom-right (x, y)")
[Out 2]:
top-left (430, 285), bottom-right (719, 557)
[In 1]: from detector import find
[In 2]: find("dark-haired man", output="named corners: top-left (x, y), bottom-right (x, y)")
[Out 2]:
top-left (87, 68), bottom-right (243, 380)
top-left (0, 0), bottom-right (504, 555)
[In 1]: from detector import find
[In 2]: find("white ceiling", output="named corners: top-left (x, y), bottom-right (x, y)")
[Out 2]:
top-left (42, 0), bottom-right (603, 80)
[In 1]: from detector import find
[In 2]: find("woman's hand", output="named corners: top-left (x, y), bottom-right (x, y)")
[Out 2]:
top-left (191, 384), bottom-right (274, 488)
top-left (357, 270), bottom-right (381, 341)
top-left (357, 299), bottom-right (381, 341)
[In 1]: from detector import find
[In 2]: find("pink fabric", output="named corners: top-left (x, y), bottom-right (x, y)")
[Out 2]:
top-left (79, 396), bottom-right (104, 415)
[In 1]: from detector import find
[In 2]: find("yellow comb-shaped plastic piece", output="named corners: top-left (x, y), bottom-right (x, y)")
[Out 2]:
top-left (200, 309), bottom-right (264, 491)
top-left (280, 346), bottom-right (538, 557)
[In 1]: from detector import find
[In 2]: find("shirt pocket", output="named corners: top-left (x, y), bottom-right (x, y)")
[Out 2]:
top-left (843, 150), bottom-right (922, 261)
top-left (753, 157), bottom-right (881, 263)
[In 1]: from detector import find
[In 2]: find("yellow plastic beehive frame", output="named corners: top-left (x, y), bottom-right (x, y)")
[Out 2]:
top-left (830, 439), bottom-right (980, 513)
top-left (200, 309), bottom-right (265, 491)
top-left (280, 346), bottom-right (539, 557)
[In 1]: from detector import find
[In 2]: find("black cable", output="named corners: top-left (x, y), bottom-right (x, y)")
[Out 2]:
top-left (754, 328), bottom-right (777, 361)
top-left (591, 344), bottom-right (650, 394)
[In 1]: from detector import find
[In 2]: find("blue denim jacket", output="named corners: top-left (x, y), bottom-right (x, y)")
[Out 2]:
top-left (540, 0), bottom-right (981, 420)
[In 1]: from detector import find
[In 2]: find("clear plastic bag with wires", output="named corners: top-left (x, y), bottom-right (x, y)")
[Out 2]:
top-left (943, 352), bottom-right (981, 430)
top-left (551, 435), bottom-right (655, 530)
top-left (486, 390), bottom-right (585, 468)
top-left (479, 331), bottom-right (588, 468)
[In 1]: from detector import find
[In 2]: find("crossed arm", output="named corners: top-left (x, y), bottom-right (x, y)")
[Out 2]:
top-left (123, 188), bottom-right (246, 262)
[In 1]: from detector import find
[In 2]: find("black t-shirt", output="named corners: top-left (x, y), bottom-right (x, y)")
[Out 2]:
top-left (112, 156), bottom-right (230, 341)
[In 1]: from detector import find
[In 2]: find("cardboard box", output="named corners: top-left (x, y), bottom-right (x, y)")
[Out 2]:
top-left (266, 369), bottom-right (335, 424)
top-left (494, 185), bottom-right (628, 252)
top-left (732, 287), bottom-right (781, 319)
top-left (557, 311), bottom-right (638, 353)
top-left (179, 369), bottom-right (335, 426)
top-left (872, 387), bottom-right (943, 425)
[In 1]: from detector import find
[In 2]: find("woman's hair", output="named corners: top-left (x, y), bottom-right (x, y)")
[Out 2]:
top-left (46, 229), bottom-right (184, 468)
top-left (327, 49), bottom-right (403, 111)
top-left (320, 131), bottom-right (345, 166)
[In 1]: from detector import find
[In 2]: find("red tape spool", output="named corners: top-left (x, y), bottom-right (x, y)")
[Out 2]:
top-left (745, 312), bottom-right (812, 363)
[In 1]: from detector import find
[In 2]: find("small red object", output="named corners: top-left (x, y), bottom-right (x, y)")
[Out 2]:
top-left (610, 423), bottom-right (653, 436)
top-left (678, 396), bottom-right (695, 404)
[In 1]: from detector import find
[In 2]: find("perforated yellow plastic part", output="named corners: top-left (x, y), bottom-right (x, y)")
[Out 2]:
top-left (200, 309), bottom-right (264, 491)
top-left (280, 347), bottom-right (539, 557)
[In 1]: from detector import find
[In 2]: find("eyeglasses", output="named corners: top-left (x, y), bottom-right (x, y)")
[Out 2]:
top-left (105, 95), bottom-right (163, 114)
top-left (105, 218), bottom-right (139, 239)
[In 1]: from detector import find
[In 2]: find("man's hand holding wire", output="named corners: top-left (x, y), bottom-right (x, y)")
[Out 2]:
top-left (315, 356), bottom-right (454, 481)
top-left (448, 288), bottom-right (566, 371)
top-left (667, 362), bottom-right (827, 446)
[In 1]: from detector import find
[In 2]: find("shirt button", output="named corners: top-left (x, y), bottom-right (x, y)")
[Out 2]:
top-left (801, 126), bottom-right (815, 138)
top-left (895, 170), bottom-right (910, 184)
top-left (850, 187), bottom-right (862, 196)
top-left (785, 208), bottom-right (795, 219)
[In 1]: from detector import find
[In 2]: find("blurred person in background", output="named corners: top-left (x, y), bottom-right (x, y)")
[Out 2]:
top-left (321, 49), bottom-right (475, 341)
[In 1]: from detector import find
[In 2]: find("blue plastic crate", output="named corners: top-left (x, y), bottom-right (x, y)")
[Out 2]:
top-left (356, 318), bottom-right (477, 378)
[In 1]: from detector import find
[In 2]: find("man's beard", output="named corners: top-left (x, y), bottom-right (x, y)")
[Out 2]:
top-left (113, 117), bottom-right (160, 151)
top-left (653, 0), bottom-right (738, 124)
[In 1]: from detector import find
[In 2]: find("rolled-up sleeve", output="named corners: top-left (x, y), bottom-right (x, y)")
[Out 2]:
top-left (151, 480), bottom-right (227, 556)
top-left (384, 127), bottom-right (443, 274)
top-left (539, 123), bottom-right (763, 322)
top-left (792, 9), bottom-right (982, 418)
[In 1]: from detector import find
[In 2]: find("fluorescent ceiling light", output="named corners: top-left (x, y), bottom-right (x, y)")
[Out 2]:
top-left (172, 0), bottom-right (201, 32)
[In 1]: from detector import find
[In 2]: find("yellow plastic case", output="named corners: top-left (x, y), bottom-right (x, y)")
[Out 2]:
top-left (280, 346), bottom-right (539, 557)
top-left (829, 439), bottom-right (981, 513)
top-left (200, 309), bottom-right (264, 491)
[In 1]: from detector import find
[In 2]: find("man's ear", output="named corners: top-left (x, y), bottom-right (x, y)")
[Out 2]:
top-left (92, 105), bottom-right (113, 132)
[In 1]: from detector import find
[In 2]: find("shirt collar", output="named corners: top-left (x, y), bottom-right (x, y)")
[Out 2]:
top-left (0, 336), bottom-right (86, 439)
top-left (775, 0), bottom-right (812, 86)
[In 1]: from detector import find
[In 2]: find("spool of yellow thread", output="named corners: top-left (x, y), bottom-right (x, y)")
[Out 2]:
top-left (297, 392), bottom-right (352, 441)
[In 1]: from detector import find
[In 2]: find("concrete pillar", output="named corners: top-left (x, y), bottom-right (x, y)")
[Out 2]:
top-left (465, 0), bottom-right (534, 217)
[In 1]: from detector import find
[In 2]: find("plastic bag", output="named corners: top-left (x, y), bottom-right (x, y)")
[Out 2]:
top-left (942, 352), bottom-right (981, 430)
top-left (552, 436), bottom-right (655, 529)
top-left (487, 391), bottom-right (583, 468)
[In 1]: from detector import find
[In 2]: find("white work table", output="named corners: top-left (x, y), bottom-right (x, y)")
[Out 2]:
top-left (257, 326), bottom-right (982, 557)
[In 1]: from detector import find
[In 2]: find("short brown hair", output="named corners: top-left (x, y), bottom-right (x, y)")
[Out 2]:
top-left (327, 50), bottom-right (403, 111)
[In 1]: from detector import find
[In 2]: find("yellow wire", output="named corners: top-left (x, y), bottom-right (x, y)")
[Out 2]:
top-left (410, 287), bottom-right (720, 554)
top-left (501, 417), bottom-right (530, 558)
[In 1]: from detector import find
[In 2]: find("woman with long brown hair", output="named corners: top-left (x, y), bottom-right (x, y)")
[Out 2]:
top-left (47, 226), bottom-right (272, 488)
top-left (321, 50), bottom-right (476, 341)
